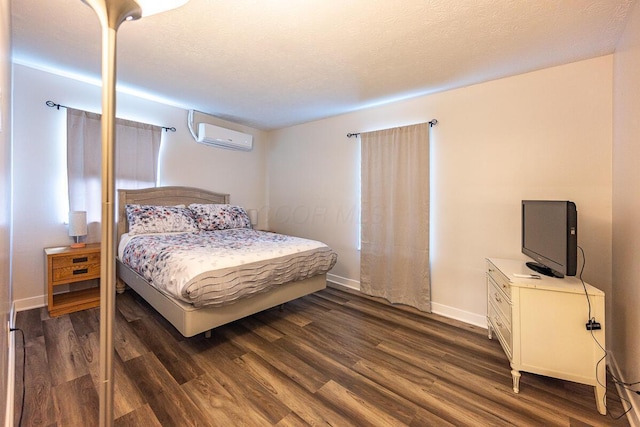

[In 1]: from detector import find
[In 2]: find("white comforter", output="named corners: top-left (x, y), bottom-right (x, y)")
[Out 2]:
top-left (119, 228), bottom-right (337, 307)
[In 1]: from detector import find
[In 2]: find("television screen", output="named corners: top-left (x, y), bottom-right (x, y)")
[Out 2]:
top-left (521, 200), bottom-right (577, 278)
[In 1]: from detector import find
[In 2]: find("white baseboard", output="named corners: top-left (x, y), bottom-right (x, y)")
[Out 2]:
top-left (608, 354), bottom-right (640, 427)
top-left (327, 273), bottom-right (360, 291)
top-left (326, 274), bottom-right (488, 329)
top-left (431, 301), bottom-right (488, 329)
top-left (5, 302), bottom-right (16, 427)
top-left (13, 294), bottom-right (45, 312)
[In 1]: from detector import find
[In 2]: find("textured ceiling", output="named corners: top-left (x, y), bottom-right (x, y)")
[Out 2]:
top-left (11, 0), bottom-right (636, 130)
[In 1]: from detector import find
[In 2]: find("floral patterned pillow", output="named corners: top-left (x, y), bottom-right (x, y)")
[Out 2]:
top-left (188, 204), bottom-right (251, 231)
top-left (125, 204), bottom-right (198, 235)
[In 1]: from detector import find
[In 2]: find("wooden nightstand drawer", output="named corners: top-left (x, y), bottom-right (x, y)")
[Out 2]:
top-left (52, 261), bottom-right (100, 283)
top-left (45, 243), bottom-right (101, 317)
top-left (51, 252), bottom-right (100, 269)
top-left (51, 251), bottom-right (100, 284)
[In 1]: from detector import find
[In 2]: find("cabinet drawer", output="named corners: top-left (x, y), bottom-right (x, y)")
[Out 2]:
top-left (52, 252), bottom-right (100, 269)
top-left (52, 262), bottom-right (100, 283)
top-left (487, 260), bottom-right (511, 298)
top-left (487, 275), bottom-right (512, 321)
top-left (488, 300), bottom-right (512, 359)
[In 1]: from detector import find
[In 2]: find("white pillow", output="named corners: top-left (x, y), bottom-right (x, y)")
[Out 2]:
top-left (125, 204), bottom-right (198, 235)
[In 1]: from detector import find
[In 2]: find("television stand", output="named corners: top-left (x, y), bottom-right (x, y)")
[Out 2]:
top-left (525, 261), bottom-right (564, 278)
top-left (486, 258), bottom-right (606, 415)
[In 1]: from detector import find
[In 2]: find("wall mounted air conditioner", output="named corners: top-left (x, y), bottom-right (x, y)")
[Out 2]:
top-left (196, 123), bottom-right (253, 151)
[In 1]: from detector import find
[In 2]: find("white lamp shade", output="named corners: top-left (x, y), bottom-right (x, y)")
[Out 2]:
top-left (68, 211), bottom-right (88, 237)
top-left (248, 209), bottom-right (258, 226)
top-left (135, 0), bottom-right (190, 17)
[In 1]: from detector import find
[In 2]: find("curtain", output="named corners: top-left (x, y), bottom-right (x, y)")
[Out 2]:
top-left (67, 108), bottom-right (162, 242)
top-left (360, 122), bottom-right (431, 312)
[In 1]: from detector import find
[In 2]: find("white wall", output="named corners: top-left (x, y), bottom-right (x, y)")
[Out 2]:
top-left (11, 64), bottom-right (268, 308)
top-left (268, 56), bottom-right (613, 326)
top-left (613, 0), bottom-right (640, 422)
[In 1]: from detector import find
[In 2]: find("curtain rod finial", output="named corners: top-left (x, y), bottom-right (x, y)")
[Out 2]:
top-left (46, 100), bottom-right (64, 109)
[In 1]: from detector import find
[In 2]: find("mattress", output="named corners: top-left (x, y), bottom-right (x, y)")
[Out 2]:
top-left (119, 228), bottom-right (337, 307)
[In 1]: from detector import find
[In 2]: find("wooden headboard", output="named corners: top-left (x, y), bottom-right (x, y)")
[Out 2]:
top-left (117, 186), bottom-right (230, 243)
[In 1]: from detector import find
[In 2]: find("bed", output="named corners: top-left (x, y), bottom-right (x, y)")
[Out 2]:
top-left (115, 186), bottom-right (336, 337)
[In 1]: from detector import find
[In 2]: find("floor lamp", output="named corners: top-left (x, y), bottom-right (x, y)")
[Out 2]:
top-left (79, 1), bottom-right (188, 425)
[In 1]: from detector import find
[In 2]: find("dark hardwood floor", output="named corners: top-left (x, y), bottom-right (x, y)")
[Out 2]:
top-left (14, 285), bottom-right (631, 426)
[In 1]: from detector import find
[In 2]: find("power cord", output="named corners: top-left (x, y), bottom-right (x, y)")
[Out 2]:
top-left (577, 246), bottom-right (637, 420)
top-left (10, 327), bottom-right (25, 427)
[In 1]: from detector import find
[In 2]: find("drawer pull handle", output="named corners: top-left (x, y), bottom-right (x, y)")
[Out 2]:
top-left (73, 257), bottom-right (88, 263)
top-left (73, 268), bottom-right (88, 275)
top-left (495, 318), bottom-right (503, 328)
top-left (494, 293), bottom-right (502, 303)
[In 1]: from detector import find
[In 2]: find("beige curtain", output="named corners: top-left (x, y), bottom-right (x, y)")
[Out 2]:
top-left (360, 122), bottom-right (431, 312)
top-left (67, 108), bottom-right (162, 242)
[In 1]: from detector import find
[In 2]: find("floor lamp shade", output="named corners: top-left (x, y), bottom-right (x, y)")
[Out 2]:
top-left (68, 211), bottom-right (87, 248)
top-left (248, 209), bottom-right (258, 227)
top-left (135, 0), bottom-right (190, 17)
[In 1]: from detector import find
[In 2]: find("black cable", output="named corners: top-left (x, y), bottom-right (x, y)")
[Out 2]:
top-left (577, 247), bottom-right (611, 415)
top-left (608, 375), bottom-right (640, 388)
top-left (10, 327), bottom-right (25, 427)
top-left (577, 247), bottom-right (637, 420)
top-left (577, 246), bottom-right (592, 321)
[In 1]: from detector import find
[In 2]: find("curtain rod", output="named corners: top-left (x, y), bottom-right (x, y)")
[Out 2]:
top-left (346, 119), bottom-right (438, 138)
top-left (45, 100), bottom-right (177, 132)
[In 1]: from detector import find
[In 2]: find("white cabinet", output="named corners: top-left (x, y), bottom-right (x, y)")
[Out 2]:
top-left (486, 258), bottom-right (606, 415)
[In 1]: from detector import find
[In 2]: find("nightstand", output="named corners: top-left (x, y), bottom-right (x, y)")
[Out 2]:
top-left (44, 243), bottom-right (101, 317)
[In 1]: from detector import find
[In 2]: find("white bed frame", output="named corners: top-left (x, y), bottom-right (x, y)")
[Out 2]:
top-left (116, 186), bottom-right (327, 337)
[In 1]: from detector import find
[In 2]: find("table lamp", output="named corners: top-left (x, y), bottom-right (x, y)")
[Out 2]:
top-left (68, 211), bottom-right (87, 248)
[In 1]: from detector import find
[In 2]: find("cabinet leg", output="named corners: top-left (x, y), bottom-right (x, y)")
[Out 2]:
top-left (487, 319), bottom-right (493, 339)
top-left (594, 384), bottom-right (606, 415)
top-left (511, 370), bottom-right (521, 393)
top-left (116, 278), bottom-right (126, 294)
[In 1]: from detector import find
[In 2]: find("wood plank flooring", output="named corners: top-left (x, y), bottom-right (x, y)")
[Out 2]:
top-left (14, 285), bottom-right (631, 426)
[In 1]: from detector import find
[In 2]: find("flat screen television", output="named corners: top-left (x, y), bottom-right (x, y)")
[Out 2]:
top-left (521, 200), bottom-right (577, 278)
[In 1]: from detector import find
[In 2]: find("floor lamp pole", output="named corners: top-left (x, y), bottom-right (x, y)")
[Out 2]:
top-left (80, 1), bottom-right (187, 424)
top-left (79, 1), bottom-right (141, 426)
